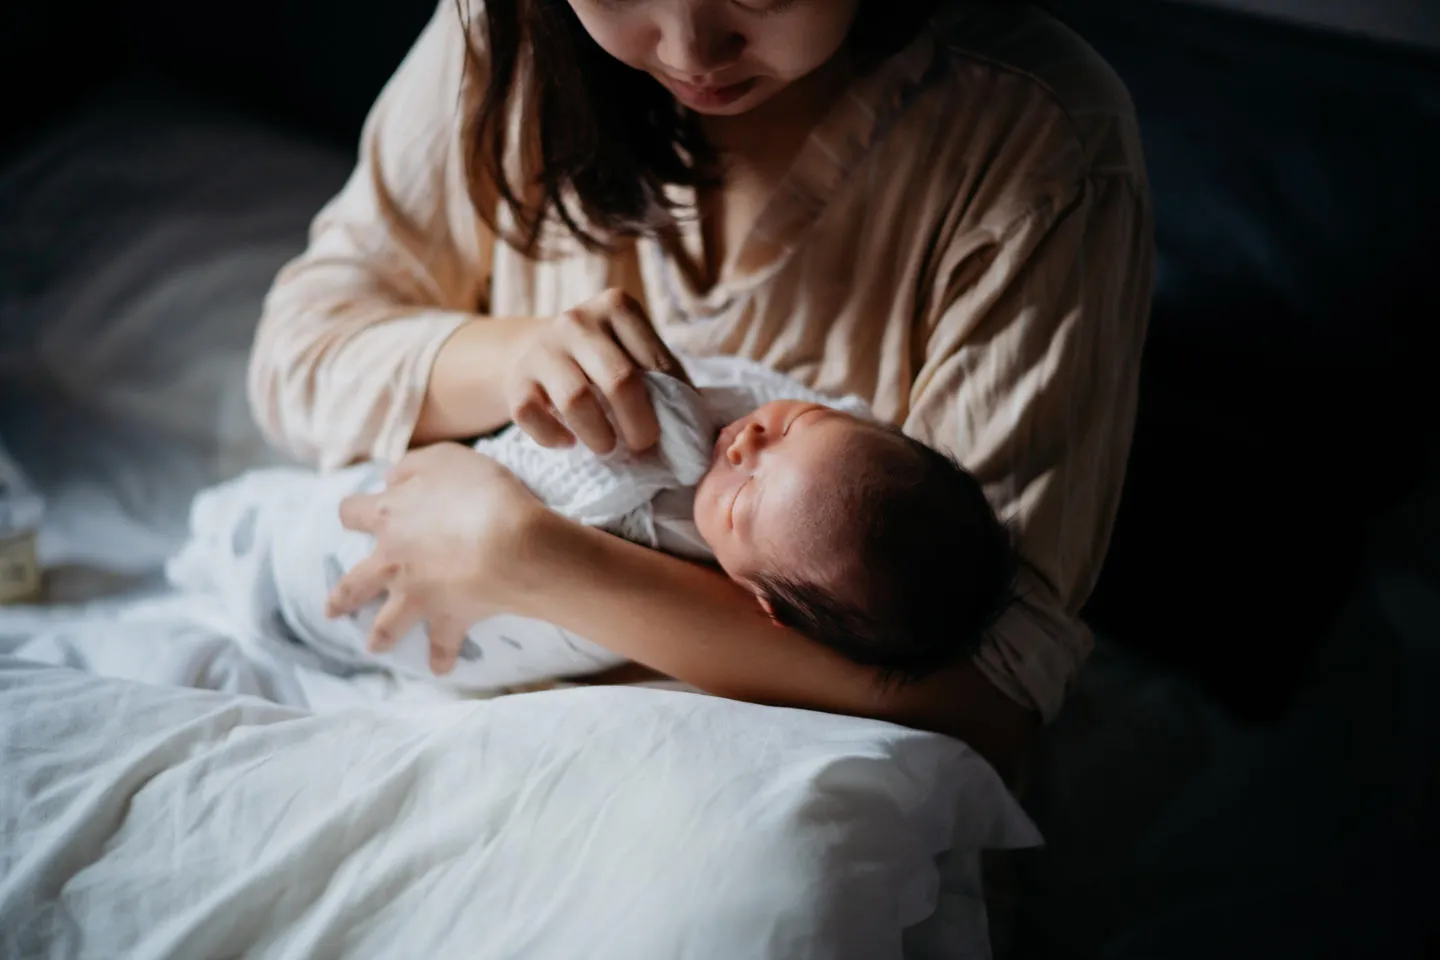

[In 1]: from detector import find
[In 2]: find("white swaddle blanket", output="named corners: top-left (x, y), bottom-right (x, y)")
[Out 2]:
top-left (167, 356), bottom-right (869, 692)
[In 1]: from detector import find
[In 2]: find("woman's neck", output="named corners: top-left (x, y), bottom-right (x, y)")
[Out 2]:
top-left (687, 48), bottom-right (857, 286)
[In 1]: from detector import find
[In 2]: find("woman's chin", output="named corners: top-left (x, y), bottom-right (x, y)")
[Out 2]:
top-left (666, 77), bottom-right (778, 117)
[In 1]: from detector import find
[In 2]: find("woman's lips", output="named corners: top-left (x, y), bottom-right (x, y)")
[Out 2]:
top-left (667, 76), bottom-right (759, 110)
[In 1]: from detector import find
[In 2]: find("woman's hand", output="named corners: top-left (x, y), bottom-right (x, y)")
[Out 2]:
top-left (326, 442), bottom-right (557, 675)
top-left (503, 288), bottom-right (688, 455)
top-left (415, 288), bottom-right (686, 452)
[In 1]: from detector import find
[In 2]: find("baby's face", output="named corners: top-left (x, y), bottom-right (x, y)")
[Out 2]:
top-left (694, 399), bottom-right (879, 590)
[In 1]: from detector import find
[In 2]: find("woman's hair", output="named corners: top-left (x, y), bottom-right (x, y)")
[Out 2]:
top-left (457, 0), bottom-right (938, 256)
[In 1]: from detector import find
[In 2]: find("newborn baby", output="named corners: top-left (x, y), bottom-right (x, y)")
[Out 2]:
top-left (692, 397), bottom-right (1018, 681)
top-left (173, 356), bottom-right (1016, 691)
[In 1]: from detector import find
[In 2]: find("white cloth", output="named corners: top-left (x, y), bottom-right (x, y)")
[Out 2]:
top-left (0, 656), bottom-right (1040, 960)
top-left (166, 355), bottom-right (870, 693)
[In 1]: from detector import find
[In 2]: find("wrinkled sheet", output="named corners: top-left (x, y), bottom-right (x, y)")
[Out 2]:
top-left (0, 658), bottom-right (1039, 960)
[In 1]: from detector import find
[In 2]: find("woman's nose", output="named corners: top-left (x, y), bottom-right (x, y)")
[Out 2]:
top-left (726, 422), bottom-right (767, 468)
top-left (656, 5), bottom-right (744, 78)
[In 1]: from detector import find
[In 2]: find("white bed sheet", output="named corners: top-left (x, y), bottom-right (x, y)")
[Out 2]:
top-left (0, 657), bottom-right (1039, 960)
top-left (0, 589), bottom-right (484, 712)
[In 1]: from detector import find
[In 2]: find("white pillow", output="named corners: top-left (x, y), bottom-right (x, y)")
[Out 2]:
top-left (0, 658), bottom-right (1040, 959)
top-left (0, 83), bottom-right (347, 582)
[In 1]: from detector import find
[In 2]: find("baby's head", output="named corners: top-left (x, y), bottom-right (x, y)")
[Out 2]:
top-left (693, 400), bottom-right (1018, 683)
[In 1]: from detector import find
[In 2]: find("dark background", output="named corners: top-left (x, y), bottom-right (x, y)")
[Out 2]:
top-left (3, 0), bottom-right (437, 158)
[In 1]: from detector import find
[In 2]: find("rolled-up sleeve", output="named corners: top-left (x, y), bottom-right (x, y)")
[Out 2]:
top-left (248, 0), bottom-right (496, 470)
top-left (906, 170), bottom-right (1155, 721)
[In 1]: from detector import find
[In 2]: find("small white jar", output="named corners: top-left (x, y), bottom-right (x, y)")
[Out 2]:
top-left (0, 438), bottom-right (44, 604)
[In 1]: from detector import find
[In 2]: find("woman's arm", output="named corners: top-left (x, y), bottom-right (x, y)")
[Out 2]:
top-left (249, 1), bottom-right (506, 469)
top-left (908, 169), bottom-right (1155, 723)
top-left (329, 443), bottom-right (1036, 772)
top-left (248, 1), bottom-right (686, 466)
top-left (411, 317), bottom-right (534, 446)
top-left (516, 512), bottom-right (1038, 772)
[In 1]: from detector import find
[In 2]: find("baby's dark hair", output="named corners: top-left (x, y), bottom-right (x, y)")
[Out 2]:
top-left (751, 427), bottom-right (1019, 685)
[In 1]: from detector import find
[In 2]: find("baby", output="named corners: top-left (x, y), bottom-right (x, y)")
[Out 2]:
top-left (174, 356), bottom-right (1016, 691)
top-left (691, 397), bottom-right (1018, 682)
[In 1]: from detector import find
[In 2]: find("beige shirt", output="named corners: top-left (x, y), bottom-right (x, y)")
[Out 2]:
top-left (249, 0), bottom-right (1155, 721)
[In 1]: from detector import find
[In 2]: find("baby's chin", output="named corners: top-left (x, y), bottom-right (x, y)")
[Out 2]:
top-left (692, 424), bottom-right (733, 528)
top-left (691, 466), bottom-right (726, 548)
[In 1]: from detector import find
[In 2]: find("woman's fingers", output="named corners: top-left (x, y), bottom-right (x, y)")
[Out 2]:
top-left (427, 614), bottom-right (468, 676)
top-left (513, 288), bottom-right (684, 454)
top-left (384, 459), bottom-right (415, 486)
top-left (537, 351), bottom-right (618, 454)
top-left (367, 593), bottom-right (422, 653)
top-left (604, 292), bottom-right (690, 387)
top-left (572, 334), bottom-right (661, 453)
top-left (337, 490), bottom-right (385, 533)
top-left (326, 554), bottom-right (394, 618)
top-left (512, 390), bottom-right (576, 449)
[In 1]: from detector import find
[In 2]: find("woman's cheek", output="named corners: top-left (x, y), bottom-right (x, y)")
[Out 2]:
top-left (758, 8), bottom-right (859, 79)
top-left (567, 4), bottom-right (650, 70)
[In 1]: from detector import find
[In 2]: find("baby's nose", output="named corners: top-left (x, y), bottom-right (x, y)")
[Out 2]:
top-left (726, 422), bottom-right (767, 467)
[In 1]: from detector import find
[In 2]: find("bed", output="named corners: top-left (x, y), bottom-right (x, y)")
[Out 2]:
top-left (3, 0), bottom-right (1438, 956)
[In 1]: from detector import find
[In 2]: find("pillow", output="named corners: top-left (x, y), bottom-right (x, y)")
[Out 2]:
top-left (0, 658), bottom-right (1040, 959)
top-left (0, 81), bottom-right (349, 582)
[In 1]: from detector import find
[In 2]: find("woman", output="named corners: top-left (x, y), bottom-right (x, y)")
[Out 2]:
top-left (249, 0), bottom-right (1153, 770)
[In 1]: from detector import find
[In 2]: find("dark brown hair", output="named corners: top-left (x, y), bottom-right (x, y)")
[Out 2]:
top-left (752, 428), bottom-right (1020, 685)
top-left (457, 0), bottom-right (938, 256)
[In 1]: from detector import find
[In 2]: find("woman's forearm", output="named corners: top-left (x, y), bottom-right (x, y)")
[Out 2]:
top-left (517, 516), bottom-right (1037, 771)
top-left (412, 316), bottom-right (537, 445)
top-left (515, 513), bottom-right (863, 707)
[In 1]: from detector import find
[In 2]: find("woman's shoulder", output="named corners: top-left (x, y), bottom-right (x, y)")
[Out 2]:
top-left (917, 2), bottom-right (1147, 187)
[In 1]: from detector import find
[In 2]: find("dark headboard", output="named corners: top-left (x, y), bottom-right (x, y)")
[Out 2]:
top-left (3, 0), bottom-right (439, 156)
top-left (1049, 0), bottom-right (1439, 712)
